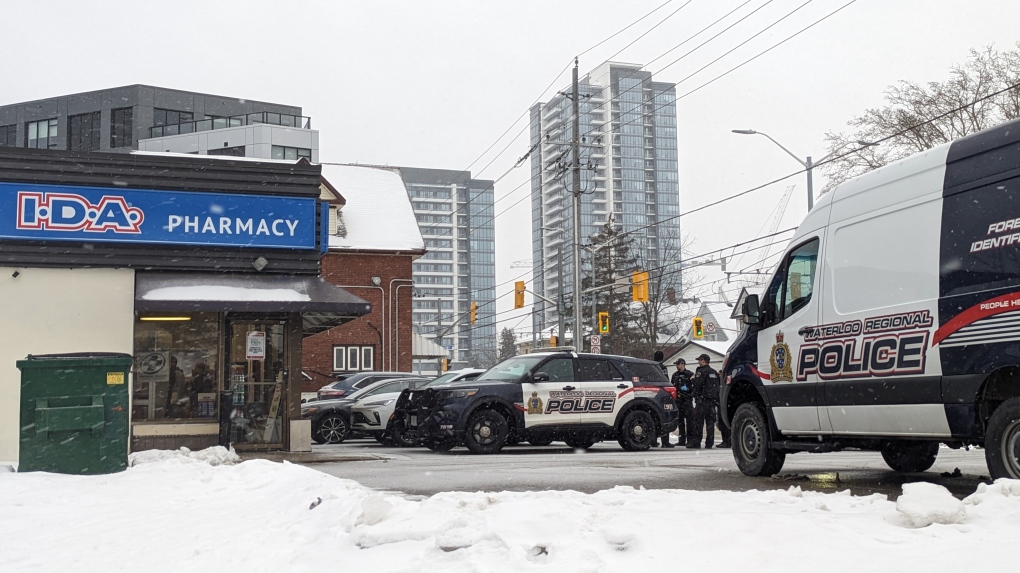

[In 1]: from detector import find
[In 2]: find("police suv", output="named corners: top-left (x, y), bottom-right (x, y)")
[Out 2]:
top-left (392, 350), bottom-right (679, 454)
top-left (722, 117), bottom-right (1020, 480)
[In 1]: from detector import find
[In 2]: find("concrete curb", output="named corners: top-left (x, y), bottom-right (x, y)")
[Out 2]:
top-left (237, 452), bottom-right (391, 464)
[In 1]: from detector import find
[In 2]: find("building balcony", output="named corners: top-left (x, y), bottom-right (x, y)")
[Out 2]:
top-left (148, 112), bottom-right (312, 138)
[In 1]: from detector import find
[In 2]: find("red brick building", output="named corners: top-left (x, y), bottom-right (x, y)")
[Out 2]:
top-left (301, 165), bottom-right (426, 394)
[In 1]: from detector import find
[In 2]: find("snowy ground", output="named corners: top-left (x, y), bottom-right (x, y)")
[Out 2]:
top-left (2, 448), bottom-right (1019, 572)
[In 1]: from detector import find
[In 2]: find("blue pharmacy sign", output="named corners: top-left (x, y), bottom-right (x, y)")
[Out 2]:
top-left (0, 181), bottom-right (319, 249)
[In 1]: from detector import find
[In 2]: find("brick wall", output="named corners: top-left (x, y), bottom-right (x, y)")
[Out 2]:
top-left (302, 251), bottom-right (417, 393)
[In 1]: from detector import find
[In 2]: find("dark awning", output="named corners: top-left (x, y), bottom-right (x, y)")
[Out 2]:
top-left (135, 272), bottom-right (371, 336)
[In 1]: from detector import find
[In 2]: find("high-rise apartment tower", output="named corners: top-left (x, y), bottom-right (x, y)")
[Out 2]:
top-left (529, 62), bottom-right (681, 335)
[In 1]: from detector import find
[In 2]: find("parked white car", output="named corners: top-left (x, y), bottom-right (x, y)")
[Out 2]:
top-left (351, 369), bottom-right (486, 446)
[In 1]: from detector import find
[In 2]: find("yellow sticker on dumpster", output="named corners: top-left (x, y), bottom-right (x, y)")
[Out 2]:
top-left (107, 372), bottom-right (125, 385)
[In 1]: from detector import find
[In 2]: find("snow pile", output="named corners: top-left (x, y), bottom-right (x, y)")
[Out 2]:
top-left (895, 481), bottom-right (967, 527)
top-left (129, 446), bottom-right (240, 467)
top-left (3, 449), bottom-right (1020, 572)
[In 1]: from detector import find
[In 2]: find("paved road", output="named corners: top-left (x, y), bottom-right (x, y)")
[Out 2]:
top-left (303, 440), bottom-right (991, 500)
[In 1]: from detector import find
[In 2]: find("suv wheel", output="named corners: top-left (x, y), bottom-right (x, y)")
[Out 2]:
top-left (564, 438), bottom-right (595, 450)
top-left (464, 409), bottom-right (509, 454)
top-left (317, 413), bottom-right (349, 444)
top-left (617, 409), bottom-right (655, 451)
top-left (731, 403), bottom-right (785, 476)
top-left (424, 439), bottom-right (456, 452)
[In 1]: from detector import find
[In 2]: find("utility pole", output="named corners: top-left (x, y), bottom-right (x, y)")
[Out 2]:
top-left (571, 57), bottom-right (583, 349)
top-left (435, 307), bottom-right (443, 373)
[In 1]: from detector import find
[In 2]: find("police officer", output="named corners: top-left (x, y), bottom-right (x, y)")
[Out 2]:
top-left (692, 353), bottom-right (730, 449)
top-left (652, 350), bottom-right (674, 447)
top-left (671, 358), bottom-right (694, 448)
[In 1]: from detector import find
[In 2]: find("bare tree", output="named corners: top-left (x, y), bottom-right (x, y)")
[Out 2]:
top-left (821, 44), bottom-right (1020, 192)
top-left (633, 230), bottom-right (704, 351)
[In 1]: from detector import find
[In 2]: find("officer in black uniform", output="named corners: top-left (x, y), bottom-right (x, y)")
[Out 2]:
top-left (692, 353), bottom-right (731, 448)
top-left (652, 350), bottom-right (674, 447)
top-left (671, 358), bottom-right (694, 448)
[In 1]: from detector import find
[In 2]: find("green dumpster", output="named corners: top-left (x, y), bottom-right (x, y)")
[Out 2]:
top-left (17, 353), bottom-right (133, 475)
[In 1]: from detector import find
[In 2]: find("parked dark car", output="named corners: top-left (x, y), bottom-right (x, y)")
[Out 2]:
top-left (304, 377), bottom-right (427, 444)
top-left (315, 371), bottom-right (425, 401)
top-left (393, 351), bottom-right (679, 453)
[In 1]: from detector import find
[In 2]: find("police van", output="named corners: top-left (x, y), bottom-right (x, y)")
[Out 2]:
top-left (722, 118), bottom-right (1020, 479)
top-left (393, 350), bottom-right (679, 454)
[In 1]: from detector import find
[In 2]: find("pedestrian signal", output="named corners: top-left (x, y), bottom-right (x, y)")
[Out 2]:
top-left (598, 312), bottom-right (610, 334)
top-left (514, 281), bottom-right (525, 309)
top-left (693, 317), bottom-right (704, 339)
top-left (631, 271), bottom-right (649, 302)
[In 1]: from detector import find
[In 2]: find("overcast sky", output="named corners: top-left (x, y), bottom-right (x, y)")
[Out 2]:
top-left (5, 0), bottom-right (1019, 335)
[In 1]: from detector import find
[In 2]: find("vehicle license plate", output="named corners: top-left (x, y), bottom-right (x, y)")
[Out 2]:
top-left (410, 415), bottom-right (418, 428)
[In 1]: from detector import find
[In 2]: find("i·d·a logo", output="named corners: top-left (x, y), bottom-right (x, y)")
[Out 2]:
top-left (17, 191), bottom-right (144, 233)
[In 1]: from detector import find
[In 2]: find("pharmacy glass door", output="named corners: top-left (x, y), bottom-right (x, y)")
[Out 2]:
top-left (225, 319), bottom-right (287, 448)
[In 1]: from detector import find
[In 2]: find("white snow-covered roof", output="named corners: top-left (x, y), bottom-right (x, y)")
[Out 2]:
top-left (142, 285), bottom-right (309, 302)
top-left (320, 164), bottom-right (425, 253)
top-left (688, 339), bottom-right (733, 356)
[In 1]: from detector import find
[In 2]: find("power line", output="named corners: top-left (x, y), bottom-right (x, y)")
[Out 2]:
top-left (579, 0), bottom-right (678, 57)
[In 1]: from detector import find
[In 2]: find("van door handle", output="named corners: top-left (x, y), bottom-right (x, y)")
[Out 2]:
top-left (562, 386), bottom-right (576, 391)
top-left (617, 384), bottom-right (628, 389)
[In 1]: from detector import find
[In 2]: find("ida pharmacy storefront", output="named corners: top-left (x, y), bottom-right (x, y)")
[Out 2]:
top-left (0, 149), bottom-right (370, 462)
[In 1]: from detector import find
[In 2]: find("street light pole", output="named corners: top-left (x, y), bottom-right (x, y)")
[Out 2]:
top-left (731, 129), bottom-right (814, 210)
top-left (732, 129), bottom-right (876, 211)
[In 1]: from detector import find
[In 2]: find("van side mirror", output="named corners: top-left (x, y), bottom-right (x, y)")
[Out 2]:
top-left (742, 294), bottom-right (760, 325)
top-left (532, 371), bottom-right (550, 383)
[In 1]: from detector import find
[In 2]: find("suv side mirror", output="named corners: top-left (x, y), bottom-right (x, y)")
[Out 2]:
top-left (742, 294), bottom-right (760, 325)
top-left (532, 371), bottom-right (550, 383)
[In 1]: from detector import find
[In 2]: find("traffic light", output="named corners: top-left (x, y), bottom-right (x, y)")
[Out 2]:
top-left (693, 317), bottom-right (704, 339)
top-left (514, 281), bottom-right (525, 309)
top-left (442, 357), bottom-right (449, 372)
top-left (470, 301), bottom-right (478, 324)
top-left (549, 335), bottom-right (558, 347)
top-left (632, 271), bottom-right (649, 303)
top-left (598, 311), bottom-right (610, 334)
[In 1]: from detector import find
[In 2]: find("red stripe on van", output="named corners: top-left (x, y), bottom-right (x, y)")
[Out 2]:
top-left (751, 365), bottom-right (770, 381)
top-left (932, 291), bottom-right (1020, 346)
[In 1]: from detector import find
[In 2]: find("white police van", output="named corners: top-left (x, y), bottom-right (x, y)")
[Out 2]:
top-left (721, 118), bottom-right (1020, 479)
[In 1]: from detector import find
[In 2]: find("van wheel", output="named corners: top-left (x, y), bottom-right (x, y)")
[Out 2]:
top-left (985, 397), bottom-right (1020, 479)
top-left (464, 409), bottom-right (509, 454)
top-left (617, 410), bottom-right (655, 451)
top-left (880, 441), bottom-right (939, 472)
top-left (732, 403), bottom-right (786, 476)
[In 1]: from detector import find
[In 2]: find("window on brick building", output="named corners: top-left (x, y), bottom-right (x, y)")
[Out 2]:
top-left (333, 345), bottom-right (375, 371)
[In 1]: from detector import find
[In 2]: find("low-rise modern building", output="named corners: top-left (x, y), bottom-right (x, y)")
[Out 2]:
top-left (0, 84), bottom-right (317, 161)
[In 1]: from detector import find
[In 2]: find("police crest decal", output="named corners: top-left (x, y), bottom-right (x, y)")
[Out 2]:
top-left (527, 391), bottom-right (544, 414)
top-left (769, 331), bottom-right (794, 382)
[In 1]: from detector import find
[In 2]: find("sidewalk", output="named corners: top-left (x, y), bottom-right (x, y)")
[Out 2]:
top-left (235, 448), bottom-right (390, 465)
